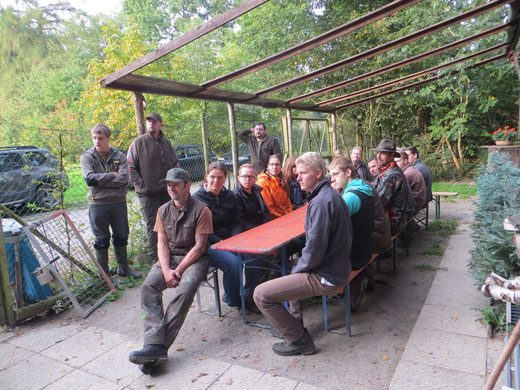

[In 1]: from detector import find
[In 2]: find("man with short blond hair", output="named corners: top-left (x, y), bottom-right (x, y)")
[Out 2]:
top-left (80, 124), bottom-right (141, 280)
top-left (254, 152), bottom-right (352, 356)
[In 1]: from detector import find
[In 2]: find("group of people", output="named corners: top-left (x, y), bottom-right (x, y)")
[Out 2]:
top-left (79, 114), bottom-right (433, 373)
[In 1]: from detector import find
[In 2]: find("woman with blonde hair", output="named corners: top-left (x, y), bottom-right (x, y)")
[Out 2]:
top-left (256, 154), bottom-right (292, 219)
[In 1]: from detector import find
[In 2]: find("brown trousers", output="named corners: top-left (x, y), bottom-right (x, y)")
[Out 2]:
top-left (254, 272), bottom-right (340, 343)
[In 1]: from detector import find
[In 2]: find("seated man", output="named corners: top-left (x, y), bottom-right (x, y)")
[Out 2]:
top-left (254, 152), bottom-right (352, 356)
top-left (395, 149), bottom-right (426, 215)
top-left (129, 168), bottom-right (212, 374)
top-left (329, 156), bottom-right (374, 311)
top-left (373, 139), bottom-right (414, 236)
top-left (405, 146), bottom-right (433, 208)
top-left (233, 163), bottom-right (269, 231)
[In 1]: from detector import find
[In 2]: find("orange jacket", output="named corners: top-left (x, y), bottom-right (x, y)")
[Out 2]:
top-left (256, 171), bottom-right (293, 219)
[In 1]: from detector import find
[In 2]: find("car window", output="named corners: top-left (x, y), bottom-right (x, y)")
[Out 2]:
top-left (0, 153), bottom-right (24, 172)
top-left (176, 147), bottom-right (187, 159)
top-left (186, 146), bottom-right (201, 157)
top-left (25, 151), bottom-right (48, 166)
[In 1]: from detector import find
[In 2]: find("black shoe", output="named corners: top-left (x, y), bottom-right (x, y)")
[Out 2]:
top-left (244, 296), bottom-right (261, 314)
top-left (139, 363), bottom-right (154, 375)
top-left (272, 329), bottom-right (315, 356)
top-left (129, 344), bottom-right (168, 365)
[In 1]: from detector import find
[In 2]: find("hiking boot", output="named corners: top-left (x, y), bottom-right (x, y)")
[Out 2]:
top-left (129, 344), bottom-right (168, 365)
top-left (272, 329), bottom-right (315, 356)
top-left (115, 246), bottom-right (142, 279)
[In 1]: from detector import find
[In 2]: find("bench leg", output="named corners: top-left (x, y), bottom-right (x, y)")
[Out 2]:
top-left (345, 285), bottom-right (351, 337)
top-left (213, 270), bottom-right (221, 318)
top-left (434, 196), bottom-right (440, 220)
top-left (322, 295), bottom-right (329, 332)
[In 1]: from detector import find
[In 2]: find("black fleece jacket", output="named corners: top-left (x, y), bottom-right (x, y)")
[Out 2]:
top-left (193, 185), bottom-right (242, 244)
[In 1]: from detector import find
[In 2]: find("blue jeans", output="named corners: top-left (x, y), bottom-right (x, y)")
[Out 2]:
top-left (208, 247), bottom-right (264, 307)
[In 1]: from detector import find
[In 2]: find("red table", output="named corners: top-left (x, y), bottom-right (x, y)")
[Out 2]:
top-left (211, 205), bottom-right (307, 324)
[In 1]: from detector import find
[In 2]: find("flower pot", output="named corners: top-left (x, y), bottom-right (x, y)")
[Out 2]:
top-left (495, 140), bottom-right (514, 146)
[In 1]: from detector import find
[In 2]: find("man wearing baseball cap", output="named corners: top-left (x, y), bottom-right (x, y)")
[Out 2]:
top-left (129, 168), bottom-right (213, 374)
top-left (127, 112), bottom-right (179, 263)
top-left (373, 138), bottom-right (414, 236)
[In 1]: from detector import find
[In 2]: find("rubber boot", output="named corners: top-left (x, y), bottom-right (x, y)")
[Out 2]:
top-left (115, 246), bottom-right (142, 279)
top-left (95, 248), bottom-right (118, 288)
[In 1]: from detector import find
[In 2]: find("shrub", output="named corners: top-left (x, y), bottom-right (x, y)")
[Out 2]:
top-left (469, 152), bottom-right (520, 286)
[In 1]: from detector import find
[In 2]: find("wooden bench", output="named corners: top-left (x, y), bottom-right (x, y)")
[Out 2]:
top-left (432, 191), bottom-right (458, 220)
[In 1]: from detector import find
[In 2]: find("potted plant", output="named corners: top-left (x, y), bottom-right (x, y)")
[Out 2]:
top-left (492, 126), bottom-right (517, 146)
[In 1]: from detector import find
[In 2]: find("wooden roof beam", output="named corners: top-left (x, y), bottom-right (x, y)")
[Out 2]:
top-left (199, 0), bottom-right (422, 90)
top-left (256, 0), bottom-right (513, 97)
top-left (333, 54), bottom-right (507, 111)
top-left (101, 0), bottom-right (269, 87)
top-left (319, 43), bottom-right (508, 106)
top-left (289, 22), bottom-right (513, 103)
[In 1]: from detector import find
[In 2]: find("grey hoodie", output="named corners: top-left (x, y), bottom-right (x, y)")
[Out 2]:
top-left (80, 146), bottom-right (128, 205)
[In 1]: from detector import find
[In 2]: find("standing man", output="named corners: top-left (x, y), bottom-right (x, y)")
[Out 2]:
top-left (373, 139), bottom-right (414, 236)
top-left (129, 168), bottom-right (212, 374)
top-left (127, 113), bottom-right (179, 263)
top-left (350, 146), bottom-right (372, 180)
top-left (80, 124), bottom-right (141, 279)
top-left (238, 123), bottom-right (281, 173)
top-left (367, 156), bottom-right (379, 179)
top-left (395, 149), bottom-right (426, 215)
top-left (254, 152), bottom-right (352, 356)
top-left (405, 146), bottom-right (433, 208)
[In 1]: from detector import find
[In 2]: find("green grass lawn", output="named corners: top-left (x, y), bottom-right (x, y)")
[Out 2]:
top-left (432, 181), bottom-right (477, 199)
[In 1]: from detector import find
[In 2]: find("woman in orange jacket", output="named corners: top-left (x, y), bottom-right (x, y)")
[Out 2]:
top-left (256, 154), bottom-right (293, 219)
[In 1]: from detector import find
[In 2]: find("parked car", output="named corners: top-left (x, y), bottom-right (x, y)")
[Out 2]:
top-left (0, 146), bottom-right (69, 210)
top-left (175, 144), bottom-right (216, 181)
top-left (218, 143), bottom-right (251, 170)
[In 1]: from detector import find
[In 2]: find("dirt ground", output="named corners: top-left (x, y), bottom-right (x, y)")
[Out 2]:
top-left (9, 198), bottom-right (482, 390)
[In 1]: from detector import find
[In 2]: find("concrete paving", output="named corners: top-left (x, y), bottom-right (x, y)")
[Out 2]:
top-left (0, 201), bottom-right (508, 389)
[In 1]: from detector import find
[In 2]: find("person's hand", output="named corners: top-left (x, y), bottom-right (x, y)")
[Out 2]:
top-left (162, 268), bottom-right (178, 288)
top-left (113, 171), bottom-right (119, 177)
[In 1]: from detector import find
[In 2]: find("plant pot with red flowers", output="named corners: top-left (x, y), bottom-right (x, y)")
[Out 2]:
top-left (492, 126), bottom-right (517, 146)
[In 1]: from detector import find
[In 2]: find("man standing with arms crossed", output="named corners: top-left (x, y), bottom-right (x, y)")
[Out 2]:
top-left (254, 152), bottom-right (352, 356)
top-left (129, 168), bottom-right (212, 374)
top-left (238, 123), bottom-right (281, 173)
top-left (128, 113), bottom-right (179, 263)
top-left (80, 124), bottom-right (141, 280)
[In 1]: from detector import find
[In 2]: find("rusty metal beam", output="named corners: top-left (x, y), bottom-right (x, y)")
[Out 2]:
top-left (256, 0), bottom-right (513, 97)
top-left (333, 54), bottom-right (507, 111)
top-left (319, 43), bottom-right (508, 106)
top-left (101, 0), bottom-right (269, 87)
top-left (289, 22), bottom-right (513, 103)
top-left (199, 0), bottom-right (422, 90)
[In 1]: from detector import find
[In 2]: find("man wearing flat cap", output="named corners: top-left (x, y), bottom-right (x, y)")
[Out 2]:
top-left (129, 168), bottom-right (213, 373)
top-left (127, 112), bottom-right (179, 263)
top-left (373, 139), bottom-right (414, 236)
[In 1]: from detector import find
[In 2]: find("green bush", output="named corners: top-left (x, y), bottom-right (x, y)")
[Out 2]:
top-left (469, 152), bottom-right (520, 286)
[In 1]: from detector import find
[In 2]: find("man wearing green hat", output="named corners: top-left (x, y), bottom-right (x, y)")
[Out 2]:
top-left (129, 168), bottom-right (213, 374)
top-left (373, 138), bottom-right (414, 236)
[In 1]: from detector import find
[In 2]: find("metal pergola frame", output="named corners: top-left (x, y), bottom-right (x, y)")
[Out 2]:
top-left (101, 0), bottom-right (520, 178)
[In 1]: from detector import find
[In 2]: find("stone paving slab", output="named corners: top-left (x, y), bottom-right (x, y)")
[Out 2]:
top-left (389, 359), bottom-right (485, 389)
top-left (414, 303), bottom-right (487, 338)
top-left (0, 342), bottom-right (35, 371)
top-left (7, 321), bottom-right (84, 352)
top-left (425, 269), bottom-right (485, 310)
top-left (44, 368), bottom-right (124, 390)
top-left (40, 326), bottom-right (128, 368)
top-left (0, 353), bottom-right (73, 390)
top-left (399, 327), bottom-right (487, 375)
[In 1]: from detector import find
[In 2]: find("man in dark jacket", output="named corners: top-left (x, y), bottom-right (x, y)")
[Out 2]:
top-left (233, 164), bottom-right (270, 231)
top-left (238, 123), bottom-right (281, 173)
top-left (80, 124), bottom-right (141, 280)
top-left (127, 112), bottom-right (179, 263)
top-left (373, 139), bottom-right (414, 236)
top-left (254, 152), bottom-right (352, 356)
top-left (405, 146), bottom-right (433, 208)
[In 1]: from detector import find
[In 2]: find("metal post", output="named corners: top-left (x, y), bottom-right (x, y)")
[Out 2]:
top-left (331, 112), bottom-right (338, 152)
top-left (286, 109), bottom-right (293, 156)
top-left (227, 103), bottom-right (239, 186)
top-left (133, 92), bottom-right (146, 136)
top-left (305, 120), bottom-right (311, 152)
top-left (200, 112), bottom-right (210, 170)
top-left (0, 215), bottom-right (16, 326)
